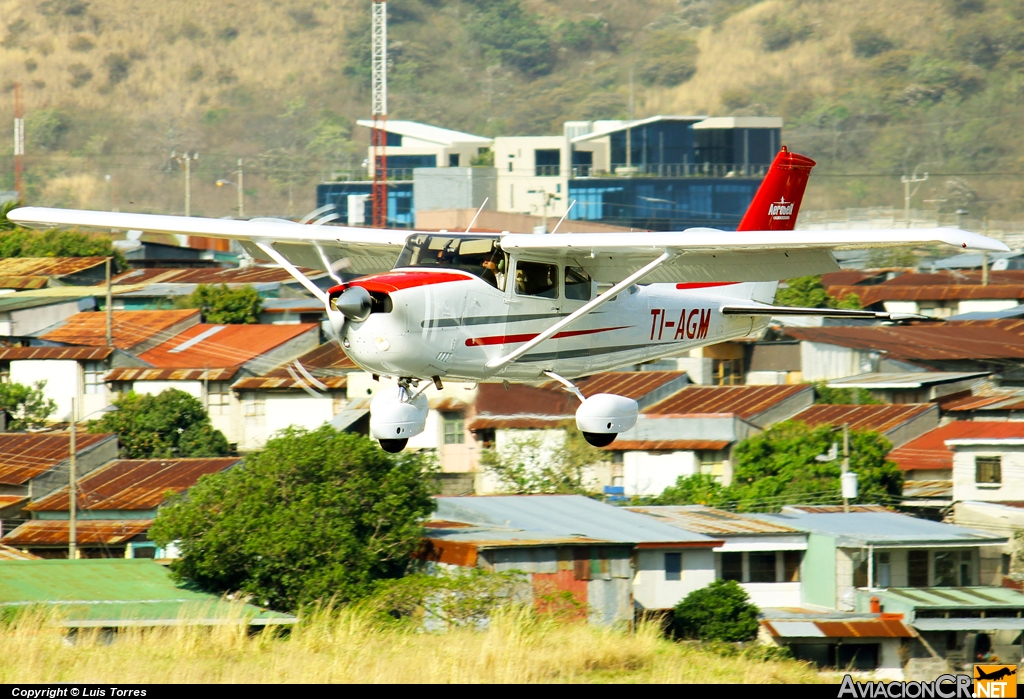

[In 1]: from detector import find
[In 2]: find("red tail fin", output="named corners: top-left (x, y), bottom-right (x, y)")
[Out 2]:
top-left (737, 147), bottom-right (816, 231)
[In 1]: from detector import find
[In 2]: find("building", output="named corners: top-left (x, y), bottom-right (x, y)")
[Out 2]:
top-left (2, 456), bottom-right (241, 558)
top-left (827, 270), bottom-right (1024, 319)
top-left (0, 559), bottom-right (293, 627)
top-left (821, 372), bottom-right (989, 406)
top-left (422, 495), bottom-right (722, 625)
top-left (355, 119), bottom-right (493, 176)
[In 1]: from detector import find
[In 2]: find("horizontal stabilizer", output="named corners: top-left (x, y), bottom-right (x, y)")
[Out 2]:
top-left (721, 304), bottom-right (932, 322)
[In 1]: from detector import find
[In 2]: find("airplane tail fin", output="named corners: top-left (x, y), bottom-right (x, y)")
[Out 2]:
top-left (737, 147), bottom-right (816, 232)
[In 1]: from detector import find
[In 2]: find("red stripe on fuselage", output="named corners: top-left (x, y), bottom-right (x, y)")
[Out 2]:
top-left (466, 326), bottom-right (629, 347)
top-left (675, 282), bottom-right (738, 290)
top-left (329, 271), bottom-right (473, 295)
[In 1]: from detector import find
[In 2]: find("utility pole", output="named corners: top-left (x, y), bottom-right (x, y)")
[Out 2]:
top-left (105, 258), bottom-right (113, 347)
top-left (171, 151), bottom-right (199, 217)
top-left (842, 423), bottom-right (850, 514)
top-left (237, 159), bottom-right (244, 218)
top-left (901, 169), bottom-right (928, 227)
top-left (68, 397), bottom-right (77, 560)
top-left (13, 82), bottom-right (24, 199)
top-left (625, 68), bottom-right (634, 171)
top-left (371, 1), bottom-right (388, 228)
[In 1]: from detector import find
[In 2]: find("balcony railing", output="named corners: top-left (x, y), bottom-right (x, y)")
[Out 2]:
top-left (572, 163), bottom-right (772, 179)
top-left (535, 164), bottom-right (561, 177)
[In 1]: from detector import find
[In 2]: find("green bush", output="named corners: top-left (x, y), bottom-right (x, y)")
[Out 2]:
top-left (673, 579), bottom-right (760, 642)
top-left (850, 26), bottom-right (894, 58)
top-left (177, 283), bottom-right (262, 324)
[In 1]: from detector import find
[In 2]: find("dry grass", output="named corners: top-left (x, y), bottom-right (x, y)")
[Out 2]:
top-left (0, 606), bottom-right (824, 684)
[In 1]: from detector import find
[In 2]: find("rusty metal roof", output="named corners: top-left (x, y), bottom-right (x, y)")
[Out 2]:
top-left (642, 384), bottom-right (811, 418)
top-left (27, 457), bottom-right (241, 512)
top-left (784, 320), bottom-right (1024, 362)
top-left (762, 618), bottom-right (913, 638)
top-left (0, 495), bottom-right (28, 510)
top-left (138, 323), bottom-right (317, 369)
top-left (108, 266), bottom-right (325, 286)
top-left (603, 439), bottom-right (731, 452)
top-left (792, 403), bottom-right (935, 434)
top-left (542, 371), bottom-right (688, 401)
top-left (902, 480), bottom-right (952, 499)
top-left (105, 367), bottom-right (238, 382)
top-left (0, 257), bottom-right (109, 289)
top-left (890, 422), bottom-right (1024, 471)
top-left (1, 520), bottom-right (152, 546)
top-left (781, 505), bottom-right (892, 514)
top-left (231, 342), bottom-right (358, 391)
top-left (468, 383), bottom-right (576, 430)
top-left (627, 506), bottom-right (804, 536)
top-left (943, 389), bottom-right (1024, 412)
top-left (824, 371), bottom-right (990, 388)
top-left (231, 376), bottom-right (347, 390)
top-left (0, 433), bottom-right (116, 485)
top-left (0, 543), bottom-right (40, 560)
top-left (820, 270), bottom-right (880, 287)
top-left (831, 284), bottom-right (1024, 305)
top-left (41, 310), bottom-right (201, 351)
top-left (0, 346), bottom-right (113, 361)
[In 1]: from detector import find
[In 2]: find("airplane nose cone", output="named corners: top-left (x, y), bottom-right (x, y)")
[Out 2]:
top-left (333, 286), bottom-right (372, 322)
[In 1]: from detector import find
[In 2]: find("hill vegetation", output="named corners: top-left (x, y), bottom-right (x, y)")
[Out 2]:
top-left (0, 0), bottom-right (1021, 221)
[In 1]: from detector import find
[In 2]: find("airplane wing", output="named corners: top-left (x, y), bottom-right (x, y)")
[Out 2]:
top-left (499, 228), bottom-right (1009, 284)
top-left (6, 207), bottom-right (409, 276)
top-left (720, 304), bottom-right (930, 321)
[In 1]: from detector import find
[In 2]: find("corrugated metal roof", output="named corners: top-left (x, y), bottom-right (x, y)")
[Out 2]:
top-left (876, 586), bottom-right (1024, 609)
top-left (0, 559), bottom-right (294, 626)
top-left (542, 371), bottom-right (688, 401)
top-left (627, 505), bottom-right (804, 536)
top-left (783, 505), bottom-right (892, 514)
top-left (27, 457), bottom-right (241, 512)
top-left (231, 376), bottom-right (347, 390)
top-left (642, 384), bottom-right (811, 418)
top-left (784, 321), bottom-right (1024, 362)
top-left (468, 383), bottom-right (576, 431)
top-left (0, 257), bottom-right (108, 289)
top-left (233, 342), bottom-right (358, 391)
top-left (889, 422), bottom-right (1024, 472)
top-left (830, 284), bottom-right (1024, 305)
top-left (760, 510), bottom-right (1005, 546)
top-left (0, 285), bottom-right (146, 312)
top-left (41, 310), bottom-right (200, 350)
top-left (603, 440), bottom-right (731, 452)
top-left (138, 323), bottom-right (317, 369)
top-left (0, 544), bottom-right (40, 560)
top-left (913, 618), bottom-right (1024, 631)
top-left (792, 403), bottom-right (935, 434)
top-left (901, 480), bottom-right (953, 499)
top-left (1, 519), bottom-right (152, 546)
top-left (763, 619), bottom-right (913, 638)
top-left (821, 270), bottom-right (879, 287)
top-left (943, 389), bottom-right (1024, 412)
top-left (433, 495), bottom-right (719, 546)
top-left (0, 495), bottom-right (27, 509)
top-left (105, 367), bottom-right (238, 382)
top-left (0, 346), bottom-right (113, 361)
top-left (825, 372), bottom-right (990, 388)
top-left (109, 266), bottom-right (324, 286)
top-left (0, 433), bottom-right (115, 485)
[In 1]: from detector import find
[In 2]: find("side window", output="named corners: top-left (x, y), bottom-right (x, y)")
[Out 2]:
top-left (514, 261), bottom-right (558, 299)
top-left (564, 266), bottom-right (592, 301)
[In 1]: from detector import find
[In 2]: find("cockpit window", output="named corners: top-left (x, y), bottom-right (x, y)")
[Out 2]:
top-left (395, 233), bottom-right (507, 289)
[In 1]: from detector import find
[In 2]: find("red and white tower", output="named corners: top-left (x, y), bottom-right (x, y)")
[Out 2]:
top-left (370, 1), bottom-right (387, 228)
top-left (13, 82), bottom-right (24, 199)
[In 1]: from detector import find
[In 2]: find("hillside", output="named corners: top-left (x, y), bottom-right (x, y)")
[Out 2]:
top-left (0, 0), bottom-right (1021, 221)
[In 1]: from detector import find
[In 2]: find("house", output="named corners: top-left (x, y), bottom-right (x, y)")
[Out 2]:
top-left (826, 270), bottom-right (1024, 318)
top-left (822, 372), bottom-right (989, 406)
top-left (610, 384), bottom-right (813, 492)
top-left (2, 456), bottom-right (241, 558)
top-left (0, 559), bottom-right (294, 627)
top-left (423, 495), bottom-right (723, 625)
top-left (626, 505), bottom-right (807, 608)
top-left (0, 346), bottom-right (124, 421)
top-left (788, 403), bottom-right (939, 449)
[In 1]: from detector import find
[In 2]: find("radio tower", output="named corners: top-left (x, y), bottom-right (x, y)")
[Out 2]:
top-left (13, 83), bottom-right (24, 199)
top-left (371, 0), bottom-right (387, 228)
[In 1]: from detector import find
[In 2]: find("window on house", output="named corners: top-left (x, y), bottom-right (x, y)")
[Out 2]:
top-left (1003, 554), bottom-right (1012, 576)
top-left (960, 550), bottom-right (974, 586)
top-left (83, 361), bottom-right (106, 394)
top-left (908, 550), bottom-right (929, 587)
top-left (243, 393), bottom-right (265, 425)
top-left (748, 552), bottom-right (777, 583)
top-left (721, 552), bottom-right (743, 581)
top-left (976, 456), bottom-right (1002, 484)
top-left (206, 382), bottom-right (230, 415)
top-left (854, 555), bottom-right (868, 588)
top-left (713, 358), bottom-right (744, 386)
top-left (665, 552), bottom-right (682, 581)
top-left (784, 551), bottom-right (802, 582)
top-left (698, 449), bottom-right (728, 479)
top-left (875, 552), bottom-right (891, 588)
top-left (449, 153), bottom-right (460, 167)
top-left (934, 550), bottom-right (958, 587)
top-left (442, 413), bottom-right (464, 445)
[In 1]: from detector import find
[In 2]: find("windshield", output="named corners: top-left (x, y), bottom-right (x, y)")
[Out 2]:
top-left (394, 233), bottom-right (507, 289)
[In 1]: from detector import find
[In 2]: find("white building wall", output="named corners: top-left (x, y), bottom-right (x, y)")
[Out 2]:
top-left (10, 359), bottom-right (80, 421)
top-left (633, 548), bottom-right (716, 610)
top-left (800, 342), bottom-right (874, 381)
top-left (951, 444), bottom-right (1024, 502)
top-left (493, 136), bottom-right (570, 218)
top-left (622, 451), bottom-right (697, 497)
top-left (740, 582), bottom-right (801, 608)
top-left (131, 380), bottom-right (203, 399)
top-left (882, 301), bottom-right (920, 315)
top-left (956, 299), bottom-right (1021, 315)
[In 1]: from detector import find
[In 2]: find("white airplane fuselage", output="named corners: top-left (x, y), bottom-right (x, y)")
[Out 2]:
top-left (337, 264), bottom-right (768, 383)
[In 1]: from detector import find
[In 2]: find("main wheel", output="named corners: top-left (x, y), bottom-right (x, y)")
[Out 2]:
top-left (379, 438), bottom-right (408, 453)
top-left (582, 432), bottom-right (616, 447)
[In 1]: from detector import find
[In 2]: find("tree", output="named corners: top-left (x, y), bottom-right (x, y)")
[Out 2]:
top-left (88, 389), bottom-right (230, 458)
top-left (480, 426), bottom-right (603, 494)
top-left (0, 211), bottom-right (126, 269)
top-left (814, 381), bottom-right (880, 405)
top-left (177, 283), bottom-right (262, 324)
top-left (655, 473), bottom-right (723, 507)
top-left (775, 275), bottom-right (861, 310)
top-left (149, 426), bottom-right (436, 612)
top-left (673, 579), bottom-right (760, 642)
top-left (0, 381), bottom-right (56, 430)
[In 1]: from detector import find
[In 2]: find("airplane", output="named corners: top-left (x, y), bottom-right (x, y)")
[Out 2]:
top-left (8, 147), bottom-right (1008, 453)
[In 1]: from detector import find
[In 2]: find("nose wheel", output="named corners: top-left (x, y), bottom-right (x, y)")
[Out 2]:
top-left (379, 438), bottom-right (409, 453)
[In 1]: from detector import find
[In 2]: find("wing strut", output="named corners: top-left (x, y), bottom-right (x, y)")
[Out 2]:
top-left (254, 240), bottom-right (346, 339)
top-left (486, 252), bottom-right (671, 370)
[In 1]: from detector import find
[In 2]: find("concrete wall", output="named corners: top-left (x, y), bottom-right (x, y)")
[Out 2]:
top-left (622, 450), bottom-right (697, 497)
top-left (11, 359), bottom-right (81, 422)
top-left (413, 167), bottom-right (497, 212)
top-left (801, 533), bottom-right (837, 609)
top-left (952, 444), bottom-right (1024, 502)
top-left (493, 136), bottom-right (570, 218)
top-left (0, 299), bottom-right (85, 337)
top-left (633, 548), bottom-right (716, 610)
top-left (801, 342), bottom-right (875, 381)
top-left (235, 392), bottom-right (341, 451)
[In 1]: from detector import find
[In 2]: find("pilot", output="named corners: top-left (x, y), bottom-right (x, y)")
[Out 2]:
top-left (482, 253), bottom-right (506, 289)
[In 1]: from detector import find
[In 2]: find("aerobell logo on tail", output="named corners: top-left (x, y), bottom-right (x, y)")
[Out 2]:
top-left (769, 196), bottom-right (794, 220)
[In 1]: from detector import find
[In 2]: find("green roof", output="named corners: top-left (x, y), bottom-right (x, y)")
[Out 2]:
top-left (0, 559), bottom-right (295, 627)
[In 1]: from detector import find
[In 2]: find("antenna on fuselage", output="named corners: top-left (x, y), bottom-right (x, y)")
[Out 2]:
top-left (464, 197), bottom-right (489, 233)
top-left (549, 199), bottom-right (576, 234)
